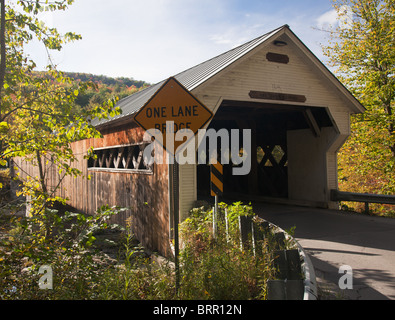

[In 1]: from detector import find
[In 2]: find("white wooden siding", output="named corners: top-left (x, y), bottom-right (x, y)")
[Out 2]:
top-left (178, 163), bottom-right (196, 221)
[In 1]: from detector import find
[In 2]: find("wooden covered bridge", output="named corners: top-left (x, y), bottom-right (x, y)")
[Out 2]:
top-left (15, 25), bottom-right (365, 257)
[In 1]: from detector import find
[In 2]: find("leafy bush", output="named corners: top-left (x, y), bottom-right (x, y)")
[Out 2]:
top-left (178, 202), bottom-right (277, 300)
top-left (0, 205), bottom-right (123, 299)
top-left (0, 201), bottom-right (282, 300)
top-left (93, 232), bottom-right (175, 300)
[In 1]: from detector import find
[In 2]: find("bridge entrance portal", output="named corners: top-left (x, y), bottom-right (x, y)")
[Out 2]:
top-left (197, 100), bottom-right (334, 202)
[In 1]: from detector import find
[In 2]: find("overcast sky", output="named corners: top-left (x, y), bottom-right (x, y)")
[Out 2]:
top-left (23, 0), bottom-right (342, 84)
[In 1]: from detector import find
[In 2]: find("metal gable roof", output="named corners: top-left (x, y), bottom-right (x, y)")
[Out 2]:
top-left (174, 25), bottom-right (285, 91)
top-left (93, 25), bottom-right (286, 128)
top-left (93, 24), bottom-right (364, 128)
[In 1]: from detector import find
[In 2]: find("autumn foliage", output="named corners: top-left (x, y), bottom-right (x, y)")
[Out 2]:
top-left (323, 0), bottom-right (395, 215)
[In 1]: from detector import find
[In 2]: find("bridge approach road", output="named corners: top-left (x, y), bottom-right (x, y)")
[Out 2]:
top-left (253, 202), bottom-right (395, 300)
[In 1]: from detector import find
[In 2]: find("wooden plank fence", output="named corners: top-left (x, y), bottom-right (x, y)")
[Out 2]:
top-left (217, 209), bottom-right (306, 300)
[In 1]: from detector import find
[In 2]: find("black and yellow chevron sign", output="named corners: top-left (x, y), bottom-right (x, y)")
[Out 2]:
top-left (210, 162), bottom-right (223, 197)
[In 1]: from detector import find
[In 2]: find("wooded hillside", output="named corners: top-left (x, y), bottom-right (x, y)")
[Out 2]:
top-left (64, 72), bottom-right (150, 108)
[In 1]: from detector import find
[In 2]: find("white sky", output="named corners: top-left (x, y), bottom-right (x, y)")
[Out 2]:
top-left (23, 0), bottom-right (342, 84)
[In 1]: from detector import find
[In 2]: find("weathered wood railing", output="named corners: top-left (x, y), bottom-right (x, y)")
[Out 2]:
top-left (331, 189), bottom-right (395, 214)
top-left (237, 215), bottom-right (317, 300)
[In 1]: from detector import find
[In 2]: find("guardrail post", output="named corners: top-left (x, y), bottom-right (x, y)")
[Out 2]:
top-left (267, 280), bottom-right (304, 300)
top-left (239, 215), bottom-right (253, 251)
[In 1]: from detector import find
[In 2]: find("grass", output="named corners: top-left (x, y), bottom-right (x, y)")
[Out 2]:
top-left (0, 201), bottom-right (291, 300)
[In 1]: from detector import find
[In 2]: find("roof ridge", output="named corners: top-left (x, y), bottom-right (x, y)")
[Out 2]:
top-left (94, 25), bottom-right (290, 127)
top-left (174, 25), bottom-right (287, 88)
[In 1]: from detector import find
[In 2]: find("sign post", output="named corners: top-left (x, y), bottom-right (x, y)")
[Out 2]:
top-left (133, 77), bottom-right (213, 295)
top-left (172, 159), bottom-right (180, 293)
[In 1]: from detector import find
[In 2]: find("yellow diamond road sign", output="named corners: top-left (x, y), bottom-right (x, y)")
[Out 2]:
top-left (133, 77), bottom-right (213, 155)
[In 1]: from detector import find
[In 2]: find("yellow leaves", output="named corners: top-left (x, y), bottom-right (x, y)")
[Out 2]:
top-left (0, 121), bottom-right (9, 133)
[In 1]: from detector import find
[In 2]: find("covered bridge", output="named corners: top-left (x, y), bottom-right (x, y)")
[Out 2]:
top-left (15, 25), bottom-right (364, 257)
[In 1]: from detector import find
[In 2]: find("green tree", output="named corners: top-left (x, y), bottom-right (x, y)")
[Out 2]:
top-left (322, 0), bottom-right (395, 200)
top-left (0, 0), bottom-right (120, 212)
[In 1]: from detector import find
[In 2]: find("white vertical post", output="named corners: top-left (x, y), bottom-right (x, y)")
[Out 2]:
top-left (225, 208), bottom-right (229, 243)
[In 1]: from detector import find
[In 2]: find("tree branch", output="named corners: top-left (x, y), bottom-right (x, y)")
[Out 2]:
top-left (0, 0), bottom-right (6, 116)
top-left (0, 88), bottom-right (70, 122)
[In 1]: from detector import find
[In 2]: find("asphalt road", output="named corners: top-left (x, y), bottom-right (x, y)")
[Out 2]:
top-left (251, 202), bottom-right (395, 300)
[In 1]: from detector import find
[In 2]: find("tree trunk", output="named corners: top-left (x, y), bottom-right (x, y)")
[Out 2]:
top-left (36, 149), bottom-right (48, 195)
top-left (0, 0), bottom-right (5, 116)
top-left (384, 102), bottom-right (394, 158)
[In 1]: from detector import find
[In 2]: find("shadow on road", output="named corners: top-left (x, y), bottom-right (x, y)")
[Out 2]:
top-left (249, 201), bottom-right (395, 300)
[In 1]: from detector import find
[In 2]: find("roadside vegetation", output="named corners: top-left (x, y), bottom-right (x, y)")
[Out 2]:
top-left (0, 201), bottom-right (288, 300)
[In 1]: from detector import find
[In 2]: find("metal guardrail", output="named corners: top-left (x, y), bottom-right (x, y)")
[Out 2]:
top-left (330, 189), bottom-right (395, 214)
top-left (238, 215), bottom-right (317, 300)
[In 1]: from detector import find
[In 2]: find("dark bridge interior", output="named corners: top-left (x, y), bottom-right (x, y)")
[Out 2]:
top-left (197, 100), bottom-right (334, 199)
